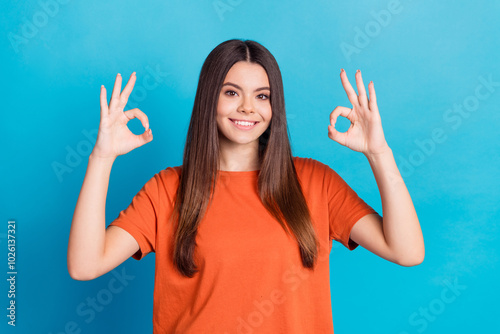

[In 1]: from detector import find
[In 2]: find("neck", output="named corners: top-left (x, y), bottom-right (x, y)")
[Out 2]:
top-left (218, 137), bottom-right (260, 172)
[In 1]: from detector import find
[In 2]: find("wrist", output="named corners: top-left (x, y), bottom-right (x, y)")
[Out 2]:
top-left (89, 151), bottom-right (116, 165)
top-left (364, 145), bottom-right (393, 162)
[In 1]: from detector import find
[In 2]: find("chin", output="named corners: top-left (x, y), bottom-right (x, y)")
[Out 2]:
top-left (219, 133), bottom-right (259, 147)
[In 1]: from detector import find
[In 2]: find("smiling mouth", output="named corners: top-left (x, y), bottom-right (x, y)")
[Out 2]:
top-left (229, 119), bottom-right (259, 127)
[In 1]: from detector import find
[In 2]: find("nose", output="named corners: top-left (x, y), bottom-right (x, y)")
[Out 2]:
top-left (237, 95), bottom-right (254, 114)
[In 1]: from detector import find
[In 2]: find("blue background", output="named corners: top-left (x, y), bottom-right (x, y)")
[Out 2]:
top-left (1, 0), bottom-right (499, 333)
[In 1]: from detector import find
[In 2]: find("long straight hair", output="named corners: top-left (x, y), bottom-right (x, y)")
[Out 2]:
top-left (171, 39), bottom-right (319, 277)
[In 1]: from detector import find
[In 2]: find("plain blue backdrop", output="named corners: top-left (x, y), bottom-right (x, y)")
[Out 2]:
top-left (1, 0), bottom-right (499, 333)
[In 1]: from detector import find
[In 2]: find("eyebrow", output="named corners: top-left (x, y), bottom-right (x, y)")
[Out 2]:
top-left (222, 82), bottom-right (270, 92)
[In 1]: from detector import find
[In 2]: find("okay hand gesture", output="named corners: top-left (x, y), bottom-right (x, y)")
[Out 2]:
top-left (92, 72), bottom-right (153, 160)
top-left (328, 69), bottom-right (390, 155)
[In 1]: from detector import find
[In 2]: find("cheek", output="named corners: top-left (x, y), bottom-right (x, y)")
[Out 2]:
top-left (217, 99), bottom-right (235, 117)
top-left (262, 106), bottom-right (272, 121)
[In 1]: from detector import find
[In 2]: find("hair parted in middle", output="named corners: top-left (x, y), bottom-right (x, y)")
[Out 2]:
top-left (170, 38), bottom-right (320, 277)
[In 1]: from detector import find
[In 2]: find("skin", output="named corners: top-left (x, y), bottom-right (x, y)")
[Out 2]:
top-left (68, 65), bottom-right (424, 281)
top-left (68, 72), bottom-right (152, 280)
top-left (329, 69), bottom-right (425, 266)
top-left (216, 61), bottom-right (272, 171)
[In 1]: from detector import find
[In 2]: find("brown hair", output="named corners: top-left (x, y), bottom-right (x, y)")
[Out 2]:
top-left (171, 39), bottom-right (319, 277)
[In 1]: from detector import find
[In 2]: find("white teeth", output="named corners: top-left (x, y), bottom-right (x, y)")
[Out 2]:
top-left (233, 120), bottom-right (256, 126)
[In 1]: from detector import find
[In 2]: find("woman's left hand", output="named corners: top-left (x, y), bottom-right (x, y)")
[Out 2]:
top-left (328, 69), bottom-right (390, 155)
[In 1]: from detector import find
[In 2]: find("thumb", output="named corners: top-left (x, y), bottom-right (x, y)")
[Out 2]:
top-left (136, 128), bottom-right (153, 147)
top-left (328, 125), bottom-right (347, 146)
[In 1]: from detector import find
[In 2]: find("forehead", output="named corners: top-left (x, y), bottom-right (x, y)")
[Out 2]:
top-left (224, 61), bottom-right (270, 87)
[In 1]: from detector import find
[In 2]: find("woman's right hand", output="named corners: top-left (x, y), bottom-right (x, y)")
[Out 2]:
top-left (91, 72), bottom-right (153, 160)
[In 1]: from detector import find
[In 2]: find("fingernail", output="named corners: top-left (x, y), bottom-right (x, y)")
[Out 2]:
top-left (132, 72), bottom-right (136, 76)
top-left (357, 69), bottom-right (360, 73)
top-left (117, 73), bottom-right (121, 76)
top-left (340, 68), bottom-right (344, 73)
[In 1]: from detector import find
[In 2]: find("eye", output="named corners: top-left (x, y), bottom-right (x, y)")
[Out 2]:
top-left (225, 90), bottom-right (237, 96)
top-left (258, 94), bottom-right (270, 100)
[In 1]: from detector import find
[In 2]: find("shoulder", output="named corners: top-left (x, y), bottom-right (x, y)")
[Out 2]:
top-left (157, 165), bottom-right (182, 179)
top-left (292, 156), bottom-right (331, 174)
top-left (148, 165), bottom-right (183, 192)
top-left (292, 156), bottom-right (344, 186)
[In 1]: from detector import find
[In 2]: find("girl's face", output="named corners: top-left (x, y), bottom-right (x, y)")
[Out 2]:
top-left (216, 61), bottom-right (272, 149)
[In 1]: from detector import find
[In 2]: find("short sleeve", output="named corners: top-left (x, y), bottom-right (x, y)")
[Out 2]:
top-left (108, 173), bottom-right (160, 260)
top-left (325, 164), bottom-right (378, 251)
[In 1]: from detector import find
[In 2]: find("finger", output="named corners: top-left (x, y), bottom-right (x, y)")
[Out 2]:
top-left (132, 125), bottom-right (153, 148)
top-left (368, 80), bottom-right (378, 112)
top-left (355, 69), bottom-right (369, 108)
top-left (138, 128), bottom-right (153, 146)
top-left (100, 85), bottom-right (109, 117)
top-left (328, 124), bottom-right (348, 146)
top-left (109, 73), bottom-right (122, 111)
top-left (130, 127), bottom-right (153, 149)
top-left (340, 69), bottom-right (359, 107)
top-left (329, 106), bottom-right (352, 127)
top-left (124, 108), bottom-right (150, 130)
top-left (119, 72), bottom-right (137, 107)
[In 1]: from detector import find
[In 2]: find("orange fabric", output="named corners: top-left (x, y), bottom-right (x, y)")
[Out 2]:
top-left (109, 156), bottom-right (378, 333)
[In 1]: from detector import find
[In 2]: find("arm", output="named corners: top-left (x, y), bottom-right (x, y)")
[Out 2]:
top-left (67, 72), bottom-right (153, 280)
top-left (351, 147), bottom-right (424, 266)
top-left (67, 154), bottom-right (140, 280)
top-left (328, 69), bottom-right (424, 266)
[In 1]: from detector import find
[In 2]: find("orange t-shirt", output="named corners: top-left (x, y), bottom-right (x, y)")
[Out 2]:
top-left (109, 156), bottom-right (378, 333)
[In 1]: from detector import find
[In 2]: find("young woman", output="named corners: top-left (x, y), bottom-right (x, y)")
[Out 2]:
top-left (68, 39), bottom-right (424, 333)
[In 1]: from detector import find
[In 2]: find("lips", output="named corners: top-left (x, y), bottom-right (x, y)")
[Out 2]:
top-left (229, 118), bottom-right (259, 130)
